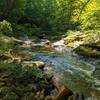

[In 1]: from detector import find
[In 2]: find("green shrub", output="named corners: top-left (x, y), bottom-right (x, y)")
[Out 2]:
top-left (0, 34), bottom-right (15, 51)
top-left (13, 24), bottom-right (42, 37)
top-left (0, 62), bottom-right (44, 80)
top-left (0, 20), bottom-right (13, 36)
top-left (83, 30), bottom-right (100, 34)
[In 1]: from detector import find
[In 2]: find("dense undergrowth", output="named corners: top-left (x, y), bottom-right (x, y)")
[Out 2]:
top-left (0, 62), bottom-right (55, 100)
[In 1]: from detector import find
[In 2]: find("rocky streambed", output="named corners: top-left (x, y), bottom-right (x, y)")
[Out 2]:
top-left (0, 32), bottom-right (100, 100)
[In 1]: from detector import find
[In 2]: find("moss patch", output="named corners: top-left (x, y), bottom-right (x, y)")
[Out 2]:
top-left (64, 31), bottom-right (100, 58)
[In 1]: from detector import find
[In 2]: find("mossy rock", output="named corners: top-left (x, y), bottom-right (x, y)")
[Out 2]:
top-left (22, 61), bottom-right (45, 69)
top-left (64, 31), bottom-right (100, 58)
top-left (74, 45), bottom-right (100, 58)
top-left (0, 34), bottom-right (17, 62)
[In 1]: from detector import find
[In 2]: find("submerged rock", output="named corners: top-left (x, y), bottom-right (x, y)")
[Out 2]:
top-left (64, 31), bottom-right (100, 58)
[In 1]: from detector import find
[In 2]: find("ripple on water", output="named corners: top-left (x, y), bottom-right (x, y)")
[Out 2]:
top-left (33, 51), bottom-right (100, 99)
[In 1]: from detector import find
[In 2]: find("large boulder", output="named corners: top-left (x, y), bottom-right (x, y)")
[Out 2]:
top-left (64, 31), bottom-right (100, 58)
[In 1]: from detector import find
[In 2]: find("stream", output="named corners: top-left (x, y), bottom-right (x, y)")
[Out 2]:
top-left (21, 37), bottom-right (100, 99)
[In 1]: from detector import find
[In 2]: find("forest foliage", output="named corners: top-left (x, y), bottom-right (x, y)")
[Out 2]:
top-left (0, 0), bottom-right (100, 35)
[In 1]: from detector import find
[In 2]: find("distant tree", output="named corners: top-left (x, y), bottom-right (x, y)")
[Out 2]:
top-left (0, 0), bottom-right (99, 34)
top-left (0, 0), bottom-right (25, 22)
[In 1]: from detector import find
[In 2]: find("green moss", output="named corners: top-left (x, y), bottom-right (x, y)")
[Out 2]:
top-left (65, 31), bottom-right (100, 58)
top-left (0, 20), bottom-right (13, 36)
top-left (0, 62), bottom-right (44, 81)
top-left (75, 45), bottom-right (100, 58)
top-left (0, 34), bottom-right (16, 51)
top-left (83, 30), bottom-right (100, 34)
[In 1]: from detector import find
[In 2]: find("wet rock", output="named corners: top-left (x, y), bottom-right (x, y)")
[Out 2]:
top-left (23, 61), bottom-right (45, 69)
top-left (53, 85), bottom-right (73, 100)
top-left (33, 61), bottom-right (45, 69)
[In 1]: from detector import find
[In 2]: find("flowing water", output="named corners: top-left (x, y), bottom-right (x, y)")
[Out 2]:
top-left (23, 38), bottom-right (100, 99)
